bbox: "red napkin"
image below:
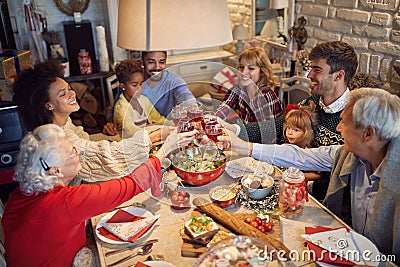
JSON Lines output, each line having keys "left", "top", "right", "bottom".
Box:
{"left": 98, "top": 209, "right": 155, "bottom": 242}
{"left": 134, "top": 262, "right": 151, "bottom": 267}
{"left": 305, "top": 226, "right": 354, "bottom": 266}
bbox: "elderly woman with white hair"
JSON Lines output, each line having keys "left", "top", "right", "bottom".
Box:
{"left": 219, "top": 88, "right": 400, "bottom": 264}
{"left": 1, "top": 124, "right": 195, "bottom": 267}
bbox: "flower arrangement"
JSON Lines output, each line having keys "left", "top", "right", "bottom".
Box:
{"left": 298, "top": 50, "right": 312, "bottom": 72}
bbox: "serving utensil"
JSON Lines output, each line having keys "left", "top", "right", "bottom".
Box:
{"left": 107, "top": 243, "right": 153, "bottom": 266}
{"left": 105, "top": 239, "right": 158, "bottom": 257}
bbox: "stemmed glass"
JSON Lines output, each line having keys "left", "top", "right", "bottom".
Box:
{"left": 171, "top": 105, "right": 188, "bottom": 126}
{"left": 204, "top": 123, "right": 224, "bottom": 152}
{"left": 187, "top": 101, "right": 204, "bottom": 123}
{"left": 202, "top": 111, "right": 218, "bottom": 128}
{"left": 176, "top": 118, "right": 194, "bottom": 156}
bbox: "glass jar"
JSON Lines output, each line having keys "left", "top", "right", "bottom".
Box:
{"left": 77, "top": 49, "right": 93, "bottom": 75}
{"left": 279, "top": 167, "right": 308, "bottom": 218}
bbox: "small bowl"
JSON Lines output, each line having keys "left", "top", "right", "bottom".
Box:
{"left": 170, "top": 190, "right": 191, "bottom": 210}
{"left": 241, "top": 174, "right": 274, "bottom": 200}
{"left": 209, "top": 185, "right": 237, "bottom": 208}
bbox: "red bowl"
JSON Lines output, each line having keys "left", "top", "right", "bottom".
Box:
{"left": 173, "top": 162, "right": 226, "bottom": 186}
{"left": 172, "top": 148, "right": 227, "bottom": 186}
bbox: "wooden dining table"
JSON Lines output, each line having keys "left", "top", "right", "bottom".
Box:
{"left": 89, "top": 154, "right": 365, "bottom": 267}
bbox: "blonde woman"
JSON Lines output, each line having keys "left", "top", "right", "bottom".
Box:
{"left": 216, "top": 47, "right": 282, "bottom": 124}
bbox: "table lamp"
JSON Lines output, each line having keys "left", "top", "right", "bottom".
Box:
{"left": 117, "top": 0, "right": 233, "bottom": 51}
{"left": 269, "top": 0, "right": 289, "bottom": 44}
{"left": 232, "top": 24, "right": 249, "bottom": 56}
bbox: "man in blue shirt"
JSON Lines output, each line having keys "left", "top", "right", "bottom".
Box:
{"left": 220, "top": 88, "right": 400, "bottom": 263}
{"left": 103, "top": 51, "right": 195, "bottom": 135}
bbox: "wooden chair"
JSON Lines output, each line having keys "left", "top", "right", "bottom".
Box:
{"left": 0, "top": 200, "right": 6, "bottom": 266}
{"left": 106, "top": 74, "right": 119, "bottom": 106}
{"left": 278, "top": 76, "right": 312, "bottom": 109}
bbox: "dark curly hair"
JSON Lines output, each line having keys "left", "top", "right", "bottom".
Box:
{"left": 309, "top": 41, "right": 358, "bottom": 85}
{"left": 12, "top": 59, "right": 64, "bottom": 131}
{"left": 115, "top": 59, "right": 143, "bottom": 84}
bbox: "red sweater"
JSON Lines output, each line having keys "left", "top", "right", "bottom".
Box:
{"left": 2, "top": 157, "right": 161, "bottom": 267}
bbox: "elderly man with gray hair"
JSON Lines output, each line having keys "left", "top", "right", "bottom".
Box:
{"left": 219, "top": 88, "right": 400, "bottom": 264}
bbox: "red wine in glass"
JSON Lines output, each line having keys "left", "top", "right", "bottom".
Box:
{"left": 188, "top": 102, "right": 204, "bottom": 123}
{"left": 203, "top": 114, "right": 218, "bottom": 128}
{"left": 177, "top": 119, "right": 194, "bottom": 133}
{"left": 205, "top": 124, "right": 223, "bottom": 142}
{"left": 171, "top": 106, "right": 188, "bottom": 126}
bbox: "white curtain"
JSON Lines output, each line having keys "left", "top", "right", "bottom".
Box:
{"left": 106, "top": 0, "right": 126, "bottom": 65}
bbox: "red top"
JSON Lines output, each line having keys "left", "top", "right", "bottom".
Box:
{"left": 2, "top": 157, "right": 161, "bottom": 267}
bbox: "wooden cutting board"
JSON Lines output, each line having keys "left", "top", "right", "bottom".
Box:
{"left": 181, "top": 209, "right": 281, "bottom": 257}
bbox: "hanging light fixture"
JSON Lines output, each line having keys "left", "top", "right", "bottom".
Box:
{"left": 117, "top": 0, "right": 233, "bottom": 51}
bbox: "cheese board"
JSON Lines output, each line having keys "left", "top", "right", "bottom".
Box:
{"left": 181, "top": 210, "right": 281, "bottom": 257}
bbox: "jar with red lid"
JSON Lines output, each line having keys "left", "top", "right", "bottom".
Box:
{"left": 279, "top": 167, "right": 308, "bottom": 218}
{"left": 78, "top": 49, "right": 93, "bottom": 75}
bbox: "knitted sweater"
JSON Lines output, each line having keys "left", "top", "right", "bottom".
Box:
{"left": 62, "top": 117, "right": 150, "bottom": 183}
{"left": 326, "top": 138, "right": 400, "bottom": 264}
{"left": 239, "top": 95, "right": 344, "bottom": 147}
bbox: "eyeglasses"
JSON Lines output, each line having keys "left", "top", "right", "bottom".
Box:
{"left": 64, "top": 147, "right": 79, "bottom": 161}
{"left": 39, "top": 147, "right": 79, "bottom": 172}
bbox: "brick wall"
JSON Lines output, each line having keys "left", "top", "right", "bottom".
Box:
{"left": 295, "top": 0, "right": 400, "bottom": 92}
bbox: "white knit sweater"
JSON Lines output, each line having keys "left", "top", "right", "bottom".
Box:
{"left": 62, "top": 118, "right": 150, "bottom": 183}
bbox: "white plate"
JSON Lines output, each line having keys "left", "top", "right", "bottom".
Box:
{"left": 95, "top": 207, "right": 155, "bottom": 245}
{"left": 315, "top": 230, "right": 380, "bottom": 267}
{"left": 225, "top": 157, "right": 273, "bottom": 179}
{"left": 143, "top": 261, "right": 176, "bottom": 267}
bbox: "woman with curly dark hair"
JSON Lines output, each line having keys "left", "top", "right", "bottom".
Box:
{"left": 12, "top": 60, "right": 184, "bottom": 184}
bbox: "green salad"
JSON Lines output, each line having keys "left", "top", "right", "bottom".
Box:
{"left": 174, "top": 155, "right": 225, "bottom": 172}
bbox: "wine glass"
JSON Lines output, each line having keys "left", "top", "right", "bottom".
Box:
{"left": 177, "top": 118, "right": 194, "bottom": 155}
{"left": 204, "top": 123, "right": 223, "bottom": 143}
{"left": 202, "top": 111, "right": 218, "bottom": 129}
{"left": 187, "top": 101, "right": 204, "bottom": 123}
{"left": 171, "top": 105, "right": 188, "bottom": 126}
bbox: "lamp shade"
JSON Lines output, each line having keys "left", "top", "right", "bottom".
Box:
{"left": 232, "top": 24, "right": 249, "bottom": 41}
{"left": 269, "top": 0, "right": 289, "bottom": 9}
{"left": 117, "top": 0, "right": 233, "bottom": 51}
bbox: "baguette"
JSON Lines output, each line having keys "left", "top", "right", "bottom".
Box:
{"left": 193, "top": 197, "right": 290, "bottom": 259}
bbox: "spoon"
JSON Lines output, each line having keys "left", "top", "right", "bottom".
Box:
{"left": 107, "top": 243, "right": 153, "bottom": 267}
{"left": 105, "top": 239, "right": 158, "bottom": 257}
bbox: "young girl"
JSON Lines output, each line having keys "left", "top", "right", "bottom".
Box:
{"left": 283, "top": 103, "right": 321, "bottom": 181}
{"left": 113, "top": 59, "right": 167, "bottom": 141}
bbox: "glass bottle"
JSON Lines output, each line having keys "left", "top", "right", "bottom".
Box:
{"left": 279, "top": 167, "right": 308, "bottom": 218}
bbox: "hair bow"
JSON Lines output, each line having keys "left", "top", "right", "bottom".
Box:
{"left": 285, "top": 104, "right": 300, "bottom": 115}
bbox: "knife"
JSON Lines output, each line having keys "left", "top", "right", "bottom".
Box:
{"left": 105, "top": 239, "right": 158, "bottom": 257}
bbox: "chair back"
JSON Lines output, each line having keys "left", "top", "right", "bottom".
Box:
{"left": 278, "top": 76, "right": 312, "bottom": 109}
{"left": 106, "top": 74, "right": 119, "bottom": 105}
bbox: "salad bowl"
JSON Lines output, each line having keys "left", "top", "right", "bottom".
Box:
{"left": 171, "top": 147, "right": 227, "bottom": 186}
